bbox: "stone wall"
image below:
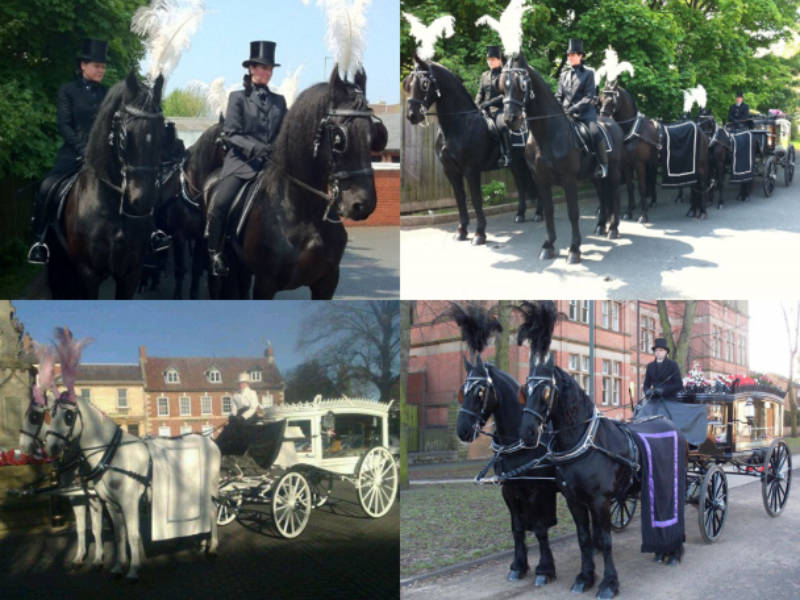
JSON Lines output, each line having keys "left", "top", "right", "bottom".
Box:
{"left": 0, "top": 301, "right": 34, "bottom": 450}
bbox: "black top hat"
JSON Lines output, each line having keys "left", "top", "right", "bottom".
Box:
{"left": 735, "top": 90, "right": 744, "bottom": 98}
{"left": 652, "top": 338, "right": 670, "bottom": 353}
{"left": 567, "top": 38, "right": 584, "bottom": 55}
{"left": 486, "top": 45, "right": 503, "bottom": 59}
{"left": 78, "top": 38, "right": 109, "bottom": 63}
{"left": 243, "top": 41, "right": 280, "bottom": 68}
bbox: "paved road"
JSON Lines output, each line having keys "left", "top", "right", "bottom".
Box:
{"left": 401, "top": 461, "right": 798, "bottom": 600}
{"left": 401, "top": 182, "right": 800, "bottom": 299}
{"left": 24, "top": 226, "right": 399, "bottom": 300}
{"left": 1, "top": 480, "right": 398, "bottom": 600}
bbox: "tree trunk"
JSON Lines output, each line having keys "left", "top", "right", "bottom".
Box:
{"left": 657, "top": 300, "right": 696, "bottom": 374}
{"left": 399, "top": 301, "right": 412, "bottom": 489}
{"left": 494, "top": 301, "right": 512, "bottom": 372}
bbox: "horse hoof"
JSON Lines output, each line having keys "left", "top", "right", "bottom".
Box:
{"left": 454, "top": 228, "right": 468, "bottom": 241}
{"left": 608, "top": 229, "right": 618, "bottom": 240}
{"left": 539, "top": 247, "right": 555, "bottom": 260}
{"left": 507, "top": 570, "right": 522, "bottom": 581}
{"left": 622, "top": 212, "right": 632, "bottom": 221}
{"left": 533, "top": 213, "right": 543, "bottom": 223}
{"left": 698, "top": 212, "right": 707, "bottom": 220}
{"left": 534, "top": 575, "right": 552, "bottom": 587}
{"left": 638, "top": 215, "right": 647, "bottom": 224}
{"left": 572, "top": 582, "right": 588, "bottom": 593}
{"left": 597, "top": 587, "right": 617, "bottom": 599}
{"left": 594, "top": 226, "right": 606, "bottom": 235}
{"left": 653, "top": 553, "right": 663, "bottom": 562}
{"left": 567, "top": 251, "right": 581, "bottom": 264}
{"left": 515, "top": 214, "right": 525, "bottom": 224}
{"left": 471, "top": 234, "right": 486, "bottom": 246}
{"left": 92, "top": 562, "right": 104, "bottom": 572}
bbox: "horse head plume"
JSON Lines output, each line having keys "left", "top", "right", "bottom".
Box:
{"left": 316, "top": 0, "right": 371, "bottom": 81}
{"left": 32, "top": 342, "right": 58, "bottom": 407}
{"left": 53, "top": 327, "right": 93, "bottom": 400}
{"left": 402, "top": 12, "right": 455, "bottom": 62}
{"left": 276, "top": 65, "right": 305, "bottom": 108}
{"left": 131, "top": 0, "right": 207, "bottom": 83}
{"left": 444, "top": 303, "right": 502, "bottom": 361}
{"left": 682, "top": 84, "right": 707, "bottom": 114}
{"left": 475, "top": 0, "right": 531, "bottom": 57}
{"left": 595, "top": 47, "right": 634, "bottom": 87}
{"left": 515, "top": 301, "right": 559, "bottom": 363}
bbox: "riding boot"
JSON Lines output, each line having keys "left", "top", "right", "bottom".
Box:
{"left": 497, "top": 127, "right": 512, "bottom": 168}
{"left": 592, "top": 123, "right": 609, "bottom": 179}
{"left": 27, "top": 184, "right": 51, "bottom": 264}
{"left": 205, "top": 176, "right": 241, "bottom": 278}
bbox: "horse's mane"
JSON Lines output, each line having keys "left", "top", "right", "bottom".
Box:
{"left": 428, "top": 61, "right": 478, "bottom": 109}
{"left": 553, "top": 365, "right": 594, "bottom": 427}
{"left": 514, "top": 53, "right": 563, "bottom": 114}
{"left": 187, "top": 121, "right": 223, "bottom": 176}
{"left": 619, "top": 87, "right": 639, "bottom": 114}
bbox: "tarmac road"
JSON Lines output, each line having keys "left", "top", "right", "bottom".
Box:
{"left": 401, "top": 460, "right": 799, "bottom": 600}
{"left": 401, "top": 180, "right": 800, "bottom": 299}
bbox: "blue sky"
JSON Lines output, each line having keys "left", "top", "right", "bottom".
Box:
{"left": 13, "top": 301, "right": 324, "bottom": 372}
{"left": 158, "top": 0, "right": 400, "bottom": 104}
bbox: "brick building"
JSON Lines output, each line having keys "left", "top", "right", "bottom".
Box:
{"left": 73, "top": 365, "right": 146, "bottom": 436}
{"left": 140, "top": 345, "right": 284, "bottom": 437}
{"left": 408, "top": 300, "right": 749, "bottom": 458}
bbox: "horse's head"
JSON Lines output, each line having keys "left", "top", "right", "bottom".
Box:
{"left": 697, "top": 109, "right": 715, "bottom": 136}
{"left": 518, "top": 354, "right": 557, "bottom": 448}
{"left": 45, "top": 391, "right": 81, "bottom": 457}
{"left": 315, "top": 66, "right": 385, "bottom": 221}
{"left": 456, "top": 353, "right": 499, "bottom": 443}
{"left": 404, "top": 55, "right": 439, "bottom": 124}
{"left": 110, "top": 71, "right": 166, "bottom": 217}
{"left": 18, "top": 395, "right": 49, "bottom": 456}
{"left": 500, "top": 53, "right": 533, "bottom": 133}
{"left": 600, "top": 83, "right": 620, "bottom": 118}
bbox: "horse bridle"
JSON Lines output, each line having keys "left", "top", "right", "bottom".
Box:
{"left": 19, "top": 403, "right": 48, "bottom": 453}
{"left": 46, "top": 395, "right": 82, "bottom": 448}
{"left": 458, "top": 371, "right": 496, "bottom": 441}
{"left": 520, "top": 373, "right": 556, "bottom": 448}
{"left": 107, "top": 103, "right": 165, "bottom": 218}
{"left": 502, "top": 66, "right": 534, "bottom": 136}
{"left": 600, "top": 87, "right": 620, "bottom": 117}
{"left": 406, "top": 68, "right": 441, "bottom": 118}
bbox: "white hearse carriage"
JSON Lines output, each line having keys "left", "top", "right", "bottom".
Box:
{"left": 215, "top": 396, "right": 398, "bottom": 538}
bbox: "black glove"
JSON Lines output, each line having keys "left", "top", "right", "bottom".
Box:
{"left": 250, "top": 142, "right": 272, "bottom": 159}
{"left": 653, "top": 386, "right": 664, "bottom": 397}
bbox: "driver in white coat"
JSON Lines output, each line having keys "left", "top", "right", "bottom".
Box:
{"left": 233, "top": 372, "right": 259, "bottom": 420}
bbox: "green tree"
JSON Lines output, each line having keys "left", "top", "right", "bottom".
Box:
{"left": 283, "top": 359, "right": 340, "bottom": 404}
{"left": 163, "top": 87, "right": 207, "bottom": 118}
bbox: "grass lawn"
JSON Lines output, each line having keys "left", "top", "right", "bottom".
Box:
{"left": 0, "top": 262, "right": 41, "bottom": 298}
{"left": 400, "top": 482, "right": 575, "bottom": 578}
{"left": 784, "top": 436, "right": 800, "bottom": 455}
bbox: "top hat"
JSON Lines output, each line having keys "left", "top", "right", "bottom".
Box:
{"left": 486, "top": 45, "right": 503, "bottom": 59}
{"left": 243, "top": 41, "right": 281, "bottom": 68}
{"left": 78, "top": 38, "right": 109, "bottom": 63}
{"left": 652, "top": 338, "right": 670, "bottom": 353}
{"left": 238, "top": 372, "right": 250, "bottom": 383}
{"left": 567, "top": 38, "right": 584, "bottom": 55}
{"left": 735, "top": 90, "right": 744, "bottom": 98}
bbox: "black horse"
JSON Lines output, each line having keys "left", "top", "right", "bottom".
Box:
{"left": 48, "top": 72, "right": 165, "bottom": 298}
{"left": 404, "top": 56, "right": 541, "bottom": 245}
{"left": 449, "top": 303, "right": 558, "bottom": 586}
{"left": 697, "top": 114, "right": 732, "bottom": 209}
{"left": 516, "top": 301, "right": 683, "bottom": 599}
{"left": 205, "top": 66, "right": 387, "bottom": 299}
{"left": 598, "top": 84, "right": 659, "bottom": 222}
{"left": 501, "top": 52, "right": 624, "bottom": 263}
{"left": 657, "top": 118, "right": 710, "bottom": 219}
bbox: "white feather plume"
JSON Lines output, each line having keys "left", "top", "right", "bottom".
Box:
{"left": 131, "top": 0, "right": 206, "bottom": 82}
{"left": 403, "top": 12, "right": 455, "bottom": 61}
{"left": 276, "top": 65, "right": 304, "bottom": 108}
{"left": 595, "top": 47, "right": 634, "bottom": 87}
{"left": 475, "top": 0, "right": 531, "bottom": 56}
{"left": 694, "top": 84, "right": 707, "bottom": 109}
{"left": 682, "top": 84, "right": 707, "bottom": 113}
{"left": 316, "top": 0, "right": 371, "bottom": 79}
{"left": 206, "top": 77, "right": 230, "bottom": 118}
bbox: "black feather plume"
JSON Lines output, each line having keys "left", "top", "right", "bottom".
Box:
{"left": 444, "top": 302, "right": 502, "bottom": 355}
{"left": 515, "top": 301, "right": 560, "bottom": 359}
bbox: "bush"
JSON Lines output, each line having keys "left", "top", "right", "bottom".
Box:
{"left": 481, "top": 180, "right": 506, "bottom": 205}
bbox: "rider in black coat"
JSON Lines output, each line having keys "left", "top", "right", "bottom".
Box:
{"left": 643, "top": 337, "right": 684, "bottom": 400}
{"left": 555, "top": 38, "right": 608, "bottom": 178}
{"left": 205, "top": 41, "right": 287, "bottom": 277}
{"left": 28, "top": 39, "right": 109, "bottom": 264}
{"left": 475, "top": 45, "right": 511, "bottom": 167}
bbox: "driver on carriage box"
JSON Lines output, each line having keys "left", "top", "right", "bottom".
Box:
{"left": 642, "top": 338, "right": 683, "bottom": 402}
{"left": 555, "top": 38, "right": 608, "bottom": 179}
{"left": 232, "top": 372, "right": 259, "bottom": 421}
{"left": 727, "top": 90, "right": 750, "bottom": 129}
{"left": 475, "top": 45, "right": 512, "bottom": 167}
{"left": 205, "top": 41, "right": 287, "bottom": 278}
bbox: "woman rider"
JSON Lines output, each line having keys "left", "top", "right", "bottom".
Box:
{"left": 205, "top": 41, "right": 287, "bottom": 277}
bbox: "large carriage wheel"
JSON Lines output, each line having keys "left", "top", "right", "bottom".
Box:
{"left": 216, "top": 494, "right": 243, "bottom": 526}
{"left": 763, "top": 155, "right": 777, "bottom": 197}
{"left": 762, "top": 439, "right": 792, "bottom": 517}
{"left": 698, "top": 465, "right": 728, "bottom": 543}
{"left": 293, "top": 465, "right": 334, "bottom": 508}
{"left": 356, "top": 446, "right": 398, "bottom": 518}
{"left": 272, "top": 471, "right": 312, "bottom": 539}
{"left": 609, "top": 495, "right": 637, "bottom": 531}
{"left": 785, "top": 146, "right": 795, "bottom": 186}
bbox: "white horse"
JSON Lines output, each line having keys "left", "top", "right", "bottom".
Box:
{"left": 45, "top": 392, "right": 221, "bottom": 581}
{"left": 17, "top": 398, "right": 105, "bottom": 570}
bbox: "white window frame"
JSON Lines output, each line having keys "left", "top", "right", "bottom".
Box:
{"left": 582, "top": 355, "right": 590, "bottom": 372}
{"left": 157, "top": 396, "right": 169, "bottom": 417}
{"left": 165, "top": 368, "right": 180, "bottom": 384}
{"left": 201, "top": 394, "right": 212, "bottom": 415}
{"left": 602, "top": 359, "right": 611, "bottom": 375}
{"left": 261, "top": 391, "right": 273, "bottom": 408}
{"left": 601, "top": 377, "right": 610, "bottom": 406}
{"left": 613, "top": 378, "right": 620, "bottom": 406}
{"left": 158, "top": 425, "right": 171, "bottom": 437}
{"left": 249, "top": 370, "right": 262, "bottom": 382}
{"left": 568, "top": 300, "right": 578, "bottom": 321}
{"left": 179, "top": 395, "right": 191, "bottom": 416}
{"left": 207, "top": 368, "right": 222, "bottom": 384}
{"left": 180, "top": 424, "right": 193, "bottom": 435}
{"left": 117, "top": 388, "right": 128, "bottom": 410}
{"left": 580, "top": 301, "right": 590, "bottom": 324}
{"left": 569, "top": 354, "right": 579, "bottom": 371}
{"left": 602, "top": 301, "right": 610, "bottom": 329}
{"left": 221, "top": 395, "right": 232, "bottom": 416}
{"left": 612, "top": 302, "right": 620, "bottom": 332}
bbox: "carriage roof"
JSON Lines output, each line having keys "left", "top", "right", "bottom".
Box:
{"left": 677, "top": 386, "right": 786, "bottom": 405}
{"left": 264, "top": 396, "right": 395, "bottom": 421}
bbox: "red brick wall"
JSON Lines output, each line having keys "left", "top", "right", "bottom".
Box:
{"left": 344, "top": 168, "right": 400, "bottom": 227}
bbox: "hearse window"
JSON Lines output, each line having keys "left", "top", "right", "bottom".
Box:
{"left": 322, "top": 413, "right": 381, "bottom": 458}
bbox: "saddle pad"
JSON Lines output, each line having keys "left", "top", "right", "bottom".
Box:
{"left": 148, "top": 435, "right": 216, "bottom": 541}
{"left": 730, "top": 131, "right": 754, "bottom": 182}
{"left": 661, "top": 121, "right": 698, "bottom": 186}
{"left": 627, "top": 417, "right": 686, "bottom": 555}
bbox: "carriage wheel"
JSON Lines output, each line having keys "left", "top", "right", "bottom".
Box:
{"left": 309, "top": 471, "right": 334, "bottom": 508}
{"left": 216, "top": 494, "right": 242, "bottom": 526}
{"left": 609, "top": 495, "right": 637, "bottom": 531}
{"left": 698, "top": 465, "right": 728, "bottom": 543}
{"left": 785, "top": 146, "right": 796, "bottom": 185}
{"left": 356, "top": 446, "right": 398, "bottom": 518}
{"left": 272, "top": 471, "right": 311, "bottom": 539}
{"left": 762, "top": 439, "right": 792, "bottom": 517}
{"left": 763, "top": 156, "right": 777, "bottom": 197}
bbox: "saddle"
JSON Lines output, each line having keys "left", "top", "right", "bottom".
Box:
{"left": 228, "top": 177, "right": 261, "bottom": 241}
{"left": 51, "top": 172, "right": 80, "bottom": 223}
{"left": 571, "top": 120, "right": 612, "bottom": 157}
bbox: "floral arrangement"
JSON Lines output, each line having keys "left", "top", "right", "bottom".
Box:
{"left": 681, "top": 362, "right": 785, "bottom": 396}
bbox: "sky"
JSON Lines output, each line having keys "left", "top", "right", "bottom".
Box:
{"left": 748, "top": 300, "right": 799, "bottom": 379}
{"left": 12, "top": 301, "right": 324, "bottom": 372}
{"left": 154, "top": 0, "right": 400, "bottom": 105}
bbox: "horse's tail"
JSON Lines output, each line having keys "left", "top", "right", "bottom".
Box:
{"left": 443, "top": 303, "right": 502, "bottom": 356}
{"left": 515, "top": 301, "right": 560, "bottom": 359}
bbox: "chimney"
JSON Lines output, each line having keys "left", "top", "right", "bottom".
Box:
{"left": 265, "top": 341, "right": 274, "bottom": 364}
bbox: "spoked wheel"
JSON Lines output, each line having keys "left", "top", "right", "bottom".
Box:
{"left": 763, "top": 155, "right": 777, "bottom": 197}
{"left": 272, "top": 471, "right": 312, "bottom": 539}
{"left": 785, "top": 146, "right": 795, "bottom": 185}
{"left": 216, "top": 494, "right": 242, "bottom": 526}
{"left": 356, "top": 446, "right": 398, "bottom": 518}
{"left": 609, "top": 495, "right": 637, "bottom": 531}
{"left": 295, "top": 466, "right": 334, "bottom": 508}
{"left": 762, "top": 439, "right": 792, "bottom": 517}
{"left": 698, "top": 464, "right": 728, "bottom": 543}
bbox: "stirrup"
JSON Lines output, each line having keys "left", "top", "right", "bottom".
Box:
{"left": 209, "top": 252, "right": 229, "bottom": 277}
{"left": 150, "top": 230, "right": 172, "bottom": 253}
{"left": 595, "top": 163, "right": 608, "bottom": 179}
{"left": 498, "top": 153, "right": 511, "bottom": 167}
{"left": 27, "top": 242, "right": 49, "bottom": 264}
